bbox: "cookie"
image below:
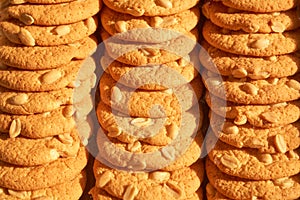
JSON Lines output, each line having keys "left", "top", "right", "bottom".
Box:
{"left": 206, "top": 183, "right": 230, "bottom": 200}
{"left": 212, "top": 0, "right": 299, "bottom": 13}
{"left": 210, "top": 112, "right": 300, "bottom": 153}
{"left": 8, "top": 0, "right": 76, "bottom": 4}
{"left": 101, "top": 29, "right": 198, "bottom": 66}
{"left": 101, "top": 51, "right": 200, "bottom": 90}
{"left": 100, "top": 72, "right": 203, "bottom": 118}
{"left": 199, "top": 42, "right": 300, "bottom": 79}
{"left": 203, "top": 20, "right": 300, "bottom": 56}
{"left": 0, "top": 36, "right": 97, "bottom": 70}
{"left": 0, "top": 106, "right": 75, "bottom": 138}
{"left": 93, "top": 160, "right": 204, "bottom": 200}
{"left": 0, "top": 146, "right": 88, "bottom": 190}
{"left": 206, "top": 159, "right": 300, "bottom": 200}
{"left": 0, "top": 60, "right": 82, "bottom": 92}
{"left": 96, "top": 130, "right": 203, "bottom": 171}
{"left": 102, "top": 0, "right": 199, "bottom": 17}
{"left": 0, "top": 129, "right": 80, "bottom": 166}
{"left": 97, "top": 100, "right": 203, "bottom": 146}
{"left": 0, "top": 17, "right": 97, "bottom": 46}
{"left": 5, "top": 0, "right": 102, "bottom": 26}
{"left": 207, "top": 135, "right": 300, "bottom": 180}
{"left": 101, "top": 6, "right": 200, "bottom": 43}
{"left": 202, "top": 2, "right": 300, "bottom": 33}
{"left": 0, "top": 172, "right": 86, "bottom": 200}
{"left": 202, "top": 69, "right": 300, "bottom": 105}
{"left": 206, "top": 93, "right": 300, "bottom": 128}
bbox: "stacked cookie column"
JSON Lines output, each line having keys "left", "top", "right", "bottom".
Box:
{"left": 90, "top": 0, "right": 207, "bottom": 199}
{"left": 199, "top": 1, "right": 300, "bottom": 199}
{"left": 0, "top": 0, "right": 101, "bottom": 199}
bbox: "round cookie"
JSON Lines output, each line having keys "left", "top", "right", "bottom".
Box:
{"left": 93, "top": 160, "right": 204, "bottom": 200}
{"left": 202, "top": 69, "right": 300, "bottom": 105}
{"left": 199, "top": 42, "right": 300, "bottom": 79}
{"left": 0, "top": 106, "right": 75, "bottom": 138}
{"left": 206, "top": 93, "right": 300, "bottom": 128}
{"left": 0, "top": 36, "right": 97, "bottom": 70}
{"left": 0, "top": 146, "right": 88, "bottom": 190}
{"left": 96, "top": 130, "right": 203, "bottom": 172}
{"left": 101, "top": 29, "right": 198, "bottom": 66}
{"left": 5, "top": 0, "right": 102, "bottom": 26}
{"left": 0, "top": 172, "right": 87, "bottom": 200}
{"left": 101, "top": 6, "right": 200, "bottom": 43}
{"left": 100, "top": 72, "right": 203, "bottom": 118}
{"left": 101, "top": 51, "right": 200, "bottom": 90}
{"left": 102, "top": 0, "right": 199, "bottom": 17}
{"left": 206, "top": 159, "right": 300, "bottom": 200}
{"left": 202, "top": 2, "right": 300, "bottom": 33}
{"left": 210, "top": 113, "right": 300, "bottom": 153}
{"left": 207, "top": 136, "right": 300, "bottom": 180}
{"left": 203, "top": 20, "right": 300, "bottom": 57}
{"left": 213, "top": 0, "right": 299, "bottom": 13}
{"left": 0, "top": 129, "right": 80, "bottom": 166}
{"left": 0, "top": 17, "right": 97, "bottom": 46}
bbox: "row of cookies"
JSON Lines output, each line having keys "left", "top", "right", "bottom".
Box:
{"left": 0, "top": 0, "right": 101, "bottom": 199}
{"left": 199, "top": 0, "right": 300, "bottom": 199}
{"left": 90, "top": 0, "right": 206, "bottom": 199}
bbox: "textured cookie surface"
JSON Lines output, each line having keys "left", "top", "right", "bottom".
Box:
{"left": 103, "top": 0, "right": 199, "bottom": 16}
{"left": 0, "top": 17, "right": 97, "bottom": 46}
{"left": 8, "top": 0, "right": 76, "bottom": 4}
{"left": 203, "top": 2, "right": 300, "bottom": 33}
{"left": 206, "top": 94, "right": 300, "bottom": 128}
{"left": 101, "top": 29, "right": 198, "bottom": 66}
{"left": 203, "top": 70, "right": 300, "bottom": 105}
{"left": 101, "top": 6, "right": 200, "bottom": 43}
{"left": 207, "top": 137, "right": 300, "bottom": 180}
{"left": 213, "top": 0, "right": 299, "bottom": 12}
{"left": 199, "top": 42, "right": 300, "bottom": 79}
{"left": 210, "top": 113, "right": 300, "bottom": 153}
{"left": 6, "top": 0, "right": 101, "bottom": 26}
{"left": 0, "top": 129, "right": 80, "bottom": 166}
{"left": 100, "top": 72, "right": 203, "bottom": 117}
{"left": 101, "top": 51, "right": 199, "bottom": 90}
{"left": 93, "top": 160, "right": 204, "bottom": 200}
{"left": 0, "top": 146, "right": 88, "bottom": 190}
{"left": 203, "top": 21, "right": 300, "bottom": 56}
{"left": 206, "top": 183, "right": 230, "bottom": 200}
{"left": 206, "top": 159, "right": 300, "bottom": 200}
{"left": 0, "top": 171, "right": 86, "bottom": 200}
{"left": 0, "top": 36, "right": 97, "bottom": 70}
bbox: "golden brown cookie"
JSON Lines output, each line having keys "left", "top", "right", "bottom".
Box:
{"left": 206, "top": 159, "right": 300, "bottom": 200}
{"left": 206, "top": 183, "right": 230, "bottom": 200}
{"left": 203, "top": 20, "right": 300, "bottom": 56}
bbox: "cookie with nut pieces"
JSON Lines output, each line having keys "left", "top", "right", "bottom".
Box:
{"left": 0, "top": 172, "right": 87, "bottom": 200}
{"left": 202, "top": 2, "right": 300, "bottom": 33}
{"left": 101, "top": 51, "right": 199, "bottom": 90}
{"left": 206, "top": 159, "right": 300, "bottom": 200}
{"left": 100, "top": 72, "right": 203, "bottom": 118}
{"left": 207, "top": 135, "right": 300, "bottom": 180}
{"left": 5, "top": 0, "right": 101, "bottom": 26}
{"left": 0, "top": 36, "right": 97, "bottom": 70}
{"left": 0, "top": 146, "right": 88, "bottom": 190}
{"left": 202, "top": 69, "right": 300, "bottom": 105}
{"left": 101, "top": 29, "right": 198, "bottom": 66}
{"left": 101, "top": 6, "right": 200, "bottom": 43}
{"left": 93, "top": 159, "right": 204, "bottom": 200}
{"left": 0, "top": 129, "right": 80, "bottom": 166}
{"left": 209, "top": 114, "right": 300, "bottom": 153}
{"left": 0, "top": 17, "right": 97, "bottom": 46}
{"left": 199, "top": 42, "right": 300, "bottom": 79}
{"left": 102, "top": 0, "right": 199, "bottom": 17}
{"left": 203, "top": 20, "right": 300, "bottom": 56}
{"left": 206, "top": 93, "right": 300, "bottom": 128}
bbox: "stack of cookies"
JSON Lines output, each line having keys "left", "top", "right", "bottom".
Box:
{"left": 0, "top": 0, "right": 101, "bottom": 199}
{"left": 199, "top": 0, "right": 300, "bottom": 199}
{"left": 90, "top": 0, "right": 207, "bottom": 199}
